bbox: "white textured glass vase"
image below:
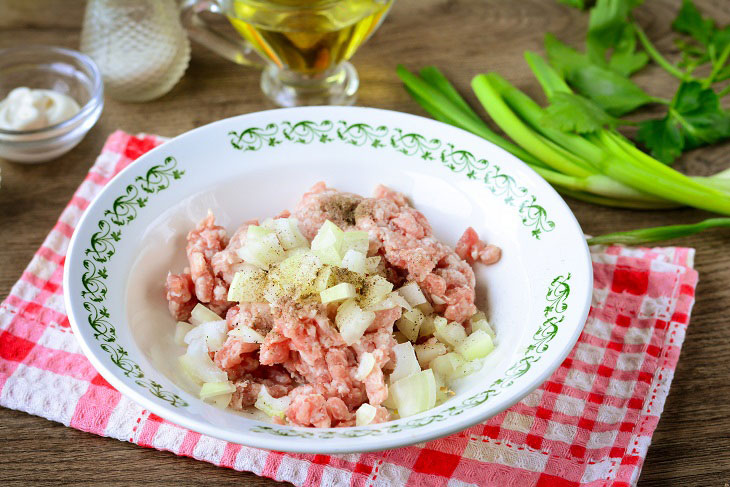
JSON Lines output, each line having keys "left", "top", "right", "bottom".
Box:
{"left": 81, "top": 0, "right": 190, "bottom": 102}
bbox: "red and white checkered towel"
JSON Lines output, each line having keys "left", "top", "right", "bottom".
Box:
{"left": 0, "top": 132, "right": 698, "bottom": 487}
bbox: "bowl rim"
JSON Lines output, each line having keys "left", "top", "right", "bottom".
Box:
{"left": 0, "top": 45, "right": 104, "bottom": 137}
{"left": 63, "top": 106, "right": 593, "bottom": 453}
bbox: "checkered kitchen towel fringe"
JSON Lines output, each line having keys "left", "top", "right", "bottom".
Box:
{"left": 0, "top": 132, "right": 698, "bottom": 487}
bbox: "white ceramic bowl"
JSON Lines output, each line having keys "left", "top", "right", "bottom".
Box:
{"left": 64, "top": 106, "right": 592, "bottom": 454}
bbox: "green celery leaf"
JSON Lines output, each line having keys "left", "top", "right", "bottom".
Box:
{"left": 637, "top": 118, "right": 684, "bottom": 164}
{"left": 608, "top": 25, "right": 649, "bottom": 76}
{"left": 567, "top": 64, "right": 654, "bottom": 115}
{"left": 545, "top": 34, "right": 653, "bottom": 115}
{"left": 637, "top": 81, "right": 730, "bottom": 163}
{"left": 586, "top": 0, "right": 644, "bottom": 63}
{"left": 672, "top": 0, "right": 714, "bottom": 45}
{"left": 545, "top": 33, "right": 588, "bottom": 76}
{"left": 542, "top": 92, "right": 620, "bottom": 133}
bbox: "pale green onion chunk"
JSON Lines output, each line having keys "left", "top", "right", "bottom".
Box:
{"left": 395, "top": 307, "right": 425, "bottom": 342}
{"left": 227, "top": 265, "right": 267, "bottom": 302}
{"left": 381, "top": 387, "right": 397, "bottom": 409}
{"left": 237, "top": 232, "right": 286, "bottom": 269}
{"left": 175, "top": 321, "right": 194, "bottom": 346}
{"left": 210, "top": 393, "right": 232, "bottom": 408}
{"left": 419, "top": 315, "right": 436, "bottom": 337}
{"left": 179, "top": 339, "right": 227, "bottom": 383}
{"left": 417, "top": 300, "right": 434, "bottom": 316}
{"left": 369, "top": 291, "right": 411, "bottom": 312}
{"left": 190, "top": 303, "right": 222, "bottom": 326}
{"left": 254, "top": 386, "right": 291, "bottom": 419}
{"left": 434, "top": 319, "right": 467, "bottom": 348}
{"left": 228, "top": 324, "right": 265, "bottom": 344}
{"left": 397, "top": 282, "right": 427, "bottom": 307}
{"left": 247, "top": 225, "right": 274, "bottom": 240}
{"left": 265, "top": 218, "right": 309, "bottom": 250}
{"left": 311, "top": 220, "right": 344, "bottom": 265}
{"left": 341, "top": 249, "right": 367, "bottom": 274}
{"left": 391, "top": 369, "right": 437, "bottom": 417}
{"left": 456, "top": 330, "right": 494, "bottom": 360}
{"left": 184, "top": 320, "right": 228, "bottom": 351}
{"left": 414, "top": 340, "right": 448, "bottom": 368}
{"left": 364, "top": 256, "right": 381, "bottom": 274}
{"left": 356, "top": 351, "right": 376, "bottom": 380}
{"left": 321, "top": 282, "right": 357, "bottom": 303}
{"left": 356, "top": 403, "right": 378, "bottom": 426}
{"left": 389, "top": 342, "right": 421, "bottom": 383}
{"left": 430, "top": 352, "right": 469, "bottom": 380}
{"left": 335, "top": 299, "right": 375, "bottom": 345}
{"left": 342, "top": 230, "right": 370, "bottom": 254}
{"left": 471, "top": 318, "right": 496, "bottom": 340}
{"left": 393, "top": 331, "right": 409, "bottom": 344}
{"left": 360, "top": 275, "right": 394, "bottom": 310}
{"left": 199, "top": 381, "right": 236, "bottom": 400}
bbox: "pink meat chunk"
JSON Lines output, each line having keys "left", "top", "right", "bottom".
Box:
{"left": 165, "top": 272, "right": 197, "bottom": 320}
{"left": 211, "top": 219, "right": 257, "bottom": 285}
{"left": 456, "top": 227, "right": 501, "bottom": 266}
{"left": 185, "top": 212, "right": 231, "bottom": 315}
{"left": 355, "top": 185, "right": 479, "bottom": 323}
{"left": 293, "top": 181, "right": 363, "bottom": 240}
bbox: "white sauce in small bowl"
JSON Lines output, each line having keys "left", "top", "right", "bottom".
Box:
{"left": 0, "top": 87, "right": 80, "bottom": 131}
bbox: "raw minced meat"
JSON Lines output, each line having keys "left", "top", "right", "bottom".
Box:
{"left": 166, "top": 182, "right": 500, "bottom": 428}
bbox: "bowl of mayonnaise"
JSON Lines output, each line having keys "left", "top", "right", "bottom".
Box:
{"left": 0, "top": 45, "right": 104, "bottom": 163}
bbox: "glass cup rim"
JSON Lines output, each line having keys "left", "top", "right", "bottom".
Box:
{"left": 0, "top": 45, "right": 104, "bottom": 138}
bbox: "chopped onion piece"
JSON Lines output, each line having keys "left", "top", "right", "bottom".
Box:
{"left": 356, "top": 403, "right": 378, "bottom": 426}
{"left": 359, "top": 275, "right": 394, "bottom": 310}
{"left": 397, "top": 282, "right": 427, "bottom": 307}
{"left": 341, "top": 249, "right": 367, "bottom": 274}
{"left": 434, "top": 319, "right": 467, "bottom": 348}
{"left": 184, "top": 320, "right": 228, "bottom": 351}
{"left": 190, "top": 303, "right": 222, "bottom": 326}
{"left": 342, "top": 230, "right": 369, "bottom": 254}
{"left": 430, "top": 352, "right": 472, "bottom": 380}
{"left": 311, "top": 220, "right": 344, "bottom": 265}
{"left": 368, "top": 292, "right": 411, "bottom": 312}
{"left": 254, "top": 386, "right": 291, "bottom": 419}
{"left": 247, "top": 225, "right": 274, "bottom": 240}
{"left": 395, "top": 307, "right": 425, "bottom": 342}
{"left": 228, "top": 324, "right": 265, "bottom": 344}
{"left": 265, "top": 218, "right": 309, "bottom": 250}
{"left": 417, "top": 301, "right": 434, "bottom": 315}
{"left": 175, "top": 321, "right": 194, "bottom": 346}
{"left": 210, "top": 393, "right": 232, "bottom": 408}
{"left": 419, "top": 315, "right": 436, "bottom": 337}
{"left": 179, "top": 339, "right": 227, "bottom": 383}
{"left": 270, "top": 251, "right": 322, "bottom": 293}
{"left": 381, "top": 387, "right": 397, "bottom": 410}
{"left": 199, "top": 381, "right": 236, "bottom": 400}
{"left": 431, "top": 294, "right": 446, "bottom": 305}
{"left": 321, "top": 282, "right": 357, "bottom": 303}
{"left": 414, "top": 340, "right": 448, "bottom": 368}
{"left": 393, "top": 331, "right": 409, "bottom": 344}
{"left": 237, "top": 232, "right": 286, "bottom": 269}
{"left": 471, "top": 318, "right": 496, "bottom": 340}
{"left": 335, "top": 299, "right": 375, "bottom": 345}
{"left": 227, "top": 265, "right": 267, "bottom": 302}
{"left": 356, "top": 352, "right": 376, "bottom": 380}
{"left": 456, "top": 330, "right": 495, "bottom": 360}
{"left": 391, "top": 369, "right": 436, "bottom": 417}
{"left": 364, "top": 256, "right": 381, "bottom": 274}
{"left": 389, "top": 342, "right": 421, "bottom": 383}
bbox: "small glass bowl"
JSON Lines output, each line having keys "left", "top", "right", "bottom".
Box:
{"left": 0, "top": 46, "right": 104, "bottom": 164}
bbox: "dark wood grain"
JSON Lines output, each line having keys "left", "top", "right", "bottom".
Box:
{"left": 1, "top": 1, "right": 729, "bottom": 485}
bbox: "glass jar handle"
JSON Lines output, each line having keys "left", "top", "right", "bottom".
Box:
{"left": 180, "top": 0, "right": 265, "bottom": 68}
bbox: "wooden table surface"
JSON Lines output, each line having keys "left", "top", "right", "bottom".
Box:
{"left": 1, "top": 1, "right": 729, "bottom": 485}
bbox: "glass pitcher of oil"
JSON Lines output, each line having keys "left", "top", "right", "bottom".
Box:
{"left": 180, "top": 0, "right": 394, "bottom": 107}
